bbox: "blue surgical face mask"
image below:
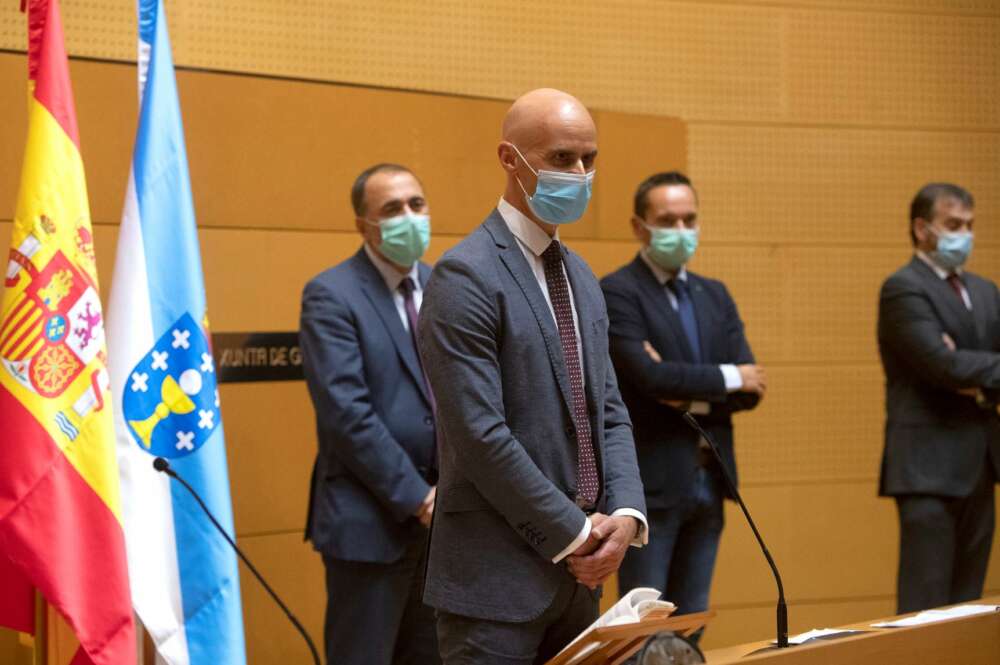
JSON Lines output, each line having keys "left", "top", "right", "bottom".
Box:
{"left": 367, "top": 213, "right": 431, "bottom": 266}
{"left": 511, "top": 144, "right": 594, "bottom": 225}
{"left": 929, "top": 226, "right": 974, "bottom": 270}
{"left": 642, "top": 223, "right": 699, "bottom": 271}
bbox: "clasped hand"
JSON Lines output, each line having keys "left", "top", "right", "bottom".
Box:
{"left": 566, "top": 514, "right": 638, "bottom": 589}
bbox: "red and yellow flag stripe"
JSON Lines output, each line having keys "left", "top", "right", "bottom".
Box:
{"left": 0, "top": 2, "right": 135, "bottom": 664}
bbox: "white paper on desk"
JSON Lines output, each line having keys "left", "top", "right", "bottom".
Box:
{"left": 871, "top": 604, "right": 1000, "bottom": 628}
{"left": 775, "top": 628, "right": 865, "bottom": 645}
{"left": 557, "top": 588, "right": 676, "bottom": 664}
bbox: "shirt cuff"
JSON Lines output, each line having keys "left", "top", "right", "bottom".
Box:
{"left": 611, "top": 508, "right": 649, "bottom": 547}
{"left": 720, "top": 364, "right": 743, "bottom": 392}
{"left": 552, "top": 516, "right": 591, "bottom": 563}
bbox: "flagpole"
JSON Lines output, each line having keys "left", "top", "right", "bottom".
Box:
{"left": 32, "top": 592, "right": 47, "bottom": 665}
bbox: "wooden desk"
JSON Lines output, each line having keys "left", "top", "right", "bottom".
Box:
{"left": 703, "top": 596, "right": 1000, "bottom": 665}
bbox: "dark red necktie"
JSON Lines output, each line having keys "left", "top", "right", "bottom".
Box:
{"left": 399, "top": 277, "right": 436, "bottom": 413}
{"left": 541, "top": 241, "right": 599, "bottom": 507}
{"left": 946, "top": 273, "right": 965, "bottom": 303}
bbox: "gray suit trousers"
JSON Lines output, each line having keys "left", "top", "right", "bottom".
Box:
{"left": 436, "top": 577, "right": 597, "bottom": 665}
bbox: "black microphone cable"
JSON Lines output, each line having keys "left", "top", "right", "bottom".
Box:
{"left": 153, "top": 457, "right": 321, "bottom": 664}
{"left": 681, "top": 413, "right": 788, "bottom": 648}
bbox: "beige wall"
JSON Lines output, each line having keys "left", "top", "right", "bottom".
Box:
{"left": 1, "top": 1, "right": 999, "bottom": 662}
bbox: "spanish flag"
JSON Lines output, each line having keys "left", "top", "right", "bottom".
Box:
{"left": 0, "top": 1, "right": 135, "bottom": 663}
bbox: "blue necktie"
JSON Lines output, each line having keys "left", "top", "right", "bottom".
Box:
{"left": 668, "top": 278, "right": 702, "bottom": 362}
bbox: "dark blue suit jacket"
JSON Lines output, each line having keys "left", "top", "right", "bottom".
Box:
{"left": 601, "top": 255, "right": 759, "bottom": 510}
{"left": 300, "top": 248, "right": 436, "bottom": 563}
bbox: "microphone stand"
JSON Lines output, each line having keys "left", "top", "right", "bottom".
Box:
{"left": 153, "top": 457, "right": 322, "bottom": 664}
{"left": 681, "top": 413, "right": 789, "bottom": 648}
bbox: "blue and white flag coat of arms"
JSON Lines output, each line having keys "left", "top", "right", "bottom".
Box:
{"left": 107, "top": 1, "right": 246, "bottom": 663}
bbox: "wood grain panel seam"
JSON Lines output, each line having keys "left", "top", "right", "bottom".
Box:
{"left": 3, "top": 49, "right": 998, "bottom": 135}
{"left": 8, "top": 221, "right": 995, "bottom": 252}
{"left": 688, "top": 0, "right": 1000, "bottom": 20}
{"left": 688, "top": 119, "right": 1000, "bottom": 135}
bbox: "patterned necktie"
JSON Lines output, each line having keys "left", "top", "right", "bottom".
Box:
{"left": 540, "top": 241, "right": 599, "bottom": 507}
{"left": 668, "top": 278, "right": 702, "bottom": 362}
{"left": 947, "top": 273, "right": 967, "bottom": 307}
{"left": 399, "top": 277, "right": 436, "bottom": 413}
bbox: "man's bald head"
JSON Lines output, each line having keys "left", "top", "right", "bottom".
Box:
{"left": 498, "top": 88, "right": 598, "bottom": 233}
{"left": 501, "top": 88, "right": 595, "bottom": 151}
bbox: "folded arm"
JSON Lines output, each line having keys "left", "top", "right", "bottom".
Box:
{"left": 880, "top": 276, "right": 1000, "bottom": 390}
{"left": 603, "top": 281, "right": 727, "bottom": 401}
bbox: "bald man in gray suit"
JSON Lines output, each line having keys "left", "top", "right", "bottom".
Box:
{"left": 418, "top": 89, "right": 647, "bottom": 665}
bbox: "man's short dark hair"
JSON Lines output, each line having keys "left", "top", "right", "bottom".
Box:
{"left": 633, "top": 171, "right": 696, "bottom": 219}
{"left": 350, "top": 163, "right": 414, "bottom": 217}
{"left": 909, "top": 182, "right": 974, "bottom": 245}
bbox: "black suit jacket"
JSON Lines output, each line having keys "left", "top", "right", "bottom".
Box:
{"left": 878, "top": 257, "right": 1000, "bottom": 498}
{"left": 601, "top": 255, "right": 759, "bottom": 510}
{"left": 299, "top": 248, "right": 436, "bottom": 563}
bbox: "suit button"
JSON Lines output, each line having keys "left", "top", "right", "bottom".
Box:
{"left": 565, "top": 426, "right": 574, "bottom": 437}
{"left": 424, "top": 416, "right": 434, "bottom": 426}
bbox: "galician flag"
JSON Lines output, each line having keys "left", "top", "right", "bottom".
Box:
{"left": 107, "top": 0, "right": 246, "bottom": 663}
{"left": 0, "top": 1, "right": 136, "bottom": 664}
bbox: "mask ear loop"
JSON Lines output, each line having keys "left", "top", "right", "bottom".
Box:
{"left": 508, "top": 143, "right": 539, "bottom": 177}
{"left": 508, "top": 143, "right": 539, "bottom": 204}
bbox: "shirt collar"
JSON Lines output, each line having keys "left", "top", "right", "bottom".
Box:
{"left": 915, "top": 250, "right": 961, "bottom": 279}
{"left": 639, "top": 248, "right": 687, "bottom": 286}
{"left": 363, "top": 242, "right": 420, "bottom": 293}
{"left": 498, "top": 196, "right": 559, "bottom": 257}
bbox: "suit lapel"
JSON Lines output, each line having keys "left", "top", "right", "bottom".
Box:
{"left": 630, "top": 257, "right": 697, "bottom": 362}
{"left": 965, "top": 275, "right": 989, "bottom": 347}
{"left": 564, "top": 247, "right": 607, "bottom": 473}
{"left": 909, "top": 258, "right": 976, "bottom": 344}
{"left": 418, "top": 262, "right": 432, "bottom": 290}
{"left": 354, "top": 250, "right": 432, "bottom": 406}
{"left": 687, "top": 273, "right": 714, "bottom": 362}
{"left": 486, "top": 213, "right": 575, "bottom": 417}
{"left": 564, "top": 250, "right": 601, "bottom": 418}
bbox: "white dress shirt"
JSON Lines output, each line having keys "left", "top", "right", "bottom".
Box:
{"left": 497, "top": 198, "right": 648, "bottom": 562}
{"left": 915, "top": 251, "right": 972, "bottom": 310}
{"left": 364, "top": 243, "right": 423, "bottom": 328}
{"left": 639, "top": 249, "right": 743, "bottom": 415}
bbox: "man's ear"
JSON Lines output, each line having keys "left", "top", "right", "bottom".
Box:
{"left": 497, "top": 142, "right": 518, "bottom": 173}
{"left": 631, "top": 216, "right": 647, "bottom": 243}
{"left": 913, "top": 217, "right": 931, "bottom": 245}
{"left": 356, "top": 217, "right": 377, "bottom": 245}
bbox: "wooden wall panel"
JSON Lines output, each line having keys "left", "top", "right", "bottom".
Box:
{"left": 735, "top": 0, "right": 1000, "bottom": 12}
{"left": 236, "top": 533, "right": 325, "bottom": 665}
{"left": 712, "top": 483, "right": 900, "bottom": 607}
{"left": 2, "top": 2, "right": 997, "bottom": 127}
{"left": 2, "top": 0, "right": 1000, "bottom": 661}
{"left": 0, "top": 54, "right": 684, "bottom": 243}
{"left": 784, "top": 9, "right": 1000, "bottom": 128}
{"left": 689, "top": 124, "right": 1000, "bottom": 247}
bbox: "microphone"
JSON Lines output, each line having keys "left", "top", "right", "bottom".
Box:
{"left": 680, "top": 413, "right": 789, "bottom": 649}
{"left": 153, "top": 457, "right": 321, "bottom": 664}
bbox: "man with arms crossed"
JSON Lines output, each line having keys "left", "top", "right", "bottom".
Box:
{"left": 878, "top": 182, "right": 1000, "bottom": 614}
{"left": 300, "top": 163, "right": 440, "bottom": 664}
{"left": 601, "top": 171, "right": 763, "bottom": 633}
{"left": 418, "top": 88, "right": 647, "bottom": 664}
